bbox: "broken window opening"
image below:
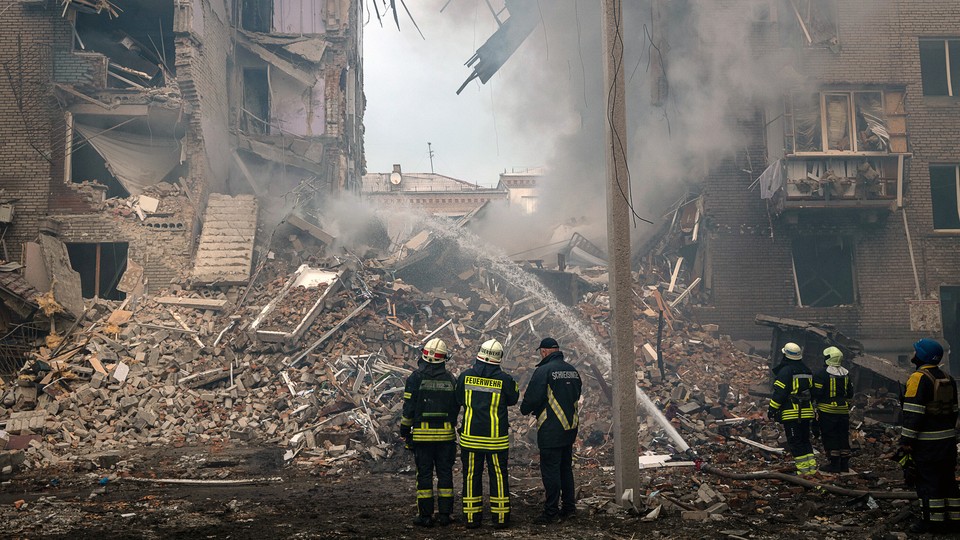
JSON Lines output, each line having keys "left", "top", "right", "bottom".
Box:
{"left": 74, "top": 0, "right": 176, "bottom": 87}
{"left": 930, "top": 165, "right": 960, "bottom": 231}
{"left": 779, "top": 0, "right": 838, "bottom": 48}
{"left": 69, "top": 115, "right": 184, "bottom": 197}
{"left": 70, "top": 130, "right": 130, "bottom": 199}
{"left": 919, "top": 39, "right": 960, "bottom": 97}
{"left": 241, "top": 0, "right": 273, "bottom": 32}
{"left": 941, "top": 286, "right": 960, "bottom": 375}
{"left": 791, "top": 236, "right": 855, "bottom": 307}
{"left": 66, "top": 242, "right": 128, "bottom": 301}
{"left": 787, "top": 91, "right": 889, "bottom": 154}
{"left": 242, "top": 68, "right": 271, "bottom": 135}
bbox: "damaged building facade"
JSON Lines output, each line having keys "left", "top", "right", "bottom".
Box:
{"left": 0, "top": 0, "right": 363, "bottom": 314}
{"left": 669, "top": 1, "right": 960, "bottom": 370}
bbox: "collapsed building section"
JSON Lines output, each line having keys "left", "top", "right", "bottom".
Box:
{"left": 0, "top": 0, "right": 365, "bottom": 374}
{"left": 641, "top": 1, "right": 960, "bottom": 373}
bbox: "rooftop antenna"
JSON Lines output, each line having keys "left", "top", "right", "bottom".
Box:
{"left": 428, "top": 142, "right": 435, "bottom": 174}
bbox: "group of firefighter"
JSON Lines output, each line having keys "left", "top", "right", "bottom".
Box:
{"left": 399, "top": 336, "right": 582, "bottom": 529}
{"left": 768, "top": 337, "right": 960, "bottom": 534}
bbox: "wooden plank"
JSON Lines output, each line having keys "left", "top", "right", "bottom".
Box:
{"left": 89, "top": 356, "right": 107, "bottom": 375}
{"left": 508, "top": 306, "right": 547, "bottom": 328}
{"left": 155, "top": 296, "right": 228, "bottom": 311}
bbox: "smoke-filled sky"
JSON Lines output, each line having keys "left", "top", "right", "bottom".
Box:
{"left": 363, "top": 1, "right": 546, "bottom": 186}
{"left": 362, "top": 1, "right": 861, "bottom": 253}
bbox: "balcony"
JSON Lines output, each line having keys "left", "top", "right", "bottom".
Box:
{"left": 780, "top": 155, "right": 902, "bottom": 212}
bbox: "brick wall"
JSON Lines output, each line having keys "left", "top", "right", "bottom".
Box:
{"left": 693, "top": 0, "right": 960, "bottom": 342}
{"left": 53, "top": 209, "right": 194, "bottom": 290}
{"left": 0, "top": 3, "right": 69, "bottom": 263}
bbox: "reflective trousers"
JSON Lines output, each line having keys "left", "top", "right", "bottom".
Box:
{"left": 914, "top": 438, "right": 960, "bottom": 526}
{"left": 414, "top": 441, "right": 456, "bottom": 517}
{"left": 540, "top": 445, "right": 575, "bottom": 517}
{"left": 461, "top": 448, "right": 510, "bottom": 526}
{"left": 783, "top": 419, "right": 817, "bottom": 475}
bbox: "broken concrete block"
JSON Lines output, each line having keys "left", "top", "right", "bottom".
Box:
{"left": 706, "top": 502, "right": 729, "bottom": 515}
{"left": 681, "top": 510, "right": 710, "bottom": 522}
{"left": 678, "top": 402, "right": 702, "bottom": 415}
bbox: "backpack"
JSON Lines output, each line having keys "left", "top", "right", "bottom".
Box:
{"left": 921, "top": 371, "right": 957, "bottom": 415}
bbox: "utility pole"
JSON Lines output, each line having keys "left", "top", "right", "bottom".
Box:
{"left": 602, "top": 0, "right": 641, "bottom": 507}
{"left": 427, "top": 142, "right": 435, "bottom": 173}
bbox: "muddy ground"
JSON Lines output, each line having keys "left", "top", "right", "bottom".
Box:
{"left": 0, "top": 442, "right": 945, "bottom": 539}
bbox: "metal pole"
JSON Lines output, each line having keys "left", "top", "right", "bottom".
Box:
{"left": 602, "top": 0, "right": 641, "bottom": 508}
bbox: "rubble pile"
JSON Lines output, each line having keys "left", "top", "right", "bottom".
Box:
{"left": 0, "top": 229, "right": 909, "bottom": 526}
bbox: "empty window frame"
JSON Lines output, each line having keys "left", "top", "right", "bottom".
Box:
{"left": 791, "top": 236, "right": 855, "bottom": 307}
{"left": 930, "top": 165, "right": 960, "bottom": 231}
{"left": 66, "top": 243, "right": 129, "bottom": 301}
{"left": 241, "top": 68, "right": 270, "bottom": 134}
{"left": 786, "top": 91, "right": 888, "bottom": 154}
{"left": 241, "top": 0, "right": 273, "bottom": 32}
{"left": 919, "top": 39, "right": 960, "bottom": 97}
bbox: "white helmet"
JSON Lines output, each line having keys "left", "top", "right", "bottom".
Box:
{"left": 476, "top": 339, "right": 504, "bottom": 365}
{"left": 422, "top": 338, "right": 449, "bottom": 363}
{"left": 782, "top": 342, "right": 803, "bottom": 360}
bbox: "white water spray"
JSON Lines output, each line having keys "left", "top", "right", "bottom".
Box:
{"left": 416, "top": 216, "right": 690, "bottom": 453}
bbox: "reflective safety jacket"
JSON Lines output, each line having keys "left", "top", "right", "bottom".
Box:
{"left": 812, "top": 366, "right": 853, "bottom": 415}
{"left": 520, "top": 351, "right": 582, "bottom": 449}
{"left": 768, "top": 359, "right": 815, "bottom": 422}
{"left": 901, "top": 364, "right": 959, "bottom": 443}
{"left": 401, "top": 361, "right": 459, "bottom": 443}
{"left": 456, "top": 360, "right": 520, "bottom": 452}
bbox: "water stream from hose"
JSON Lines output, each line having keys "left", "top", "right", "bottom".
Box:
{"left": 416, "top": 216, "right": 690, "bottom": 453}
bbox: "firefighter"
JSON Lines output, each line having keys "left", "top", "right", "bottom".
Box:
{"left": 456, "top": 339, "right": 520, "bottom": 529}
{"left": 900, "top": 338, "right": 960, "bottom": 534}
{"left": 400, "top": 338, "right": 459, "bottom": 527}
{"left": 520, "top": 337, "right": 582, "bottom": 525}
{"left": 812, "top": 346, "right": 853, "bottom": 473}
{"left": 767, "top": 342, "right": 818, "bottom": 476}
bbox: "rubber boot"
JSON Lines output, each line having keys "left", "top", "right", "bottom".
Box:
{"left": 821, "top": 456, "right": 842, "bottom": 473}
{"left": 839, "top": 457, "right": 849, "bottom": 473}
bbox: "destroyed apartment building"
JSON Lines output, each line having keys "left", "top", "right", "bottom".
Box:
{"left": 645, "top": 0, "right": 960, "bottom": 373}
{"left": 0, "top": 0, "right": 364, "bottom": 322}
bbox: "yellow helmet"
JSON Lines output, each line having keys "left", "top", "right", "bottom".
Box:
{"left": 477, "top": 339, "right": 504, "bottom": 365}
{"left": 823, "top": 346, "right": 843, "bottom": 366}
{"left": 421, "top": 338, "right": 449, "bottom": 363}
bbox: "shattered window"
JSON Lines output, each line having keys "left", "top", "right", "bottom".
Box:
{"left": 824, "top": 94, "right": 851, "bottom": 151}
{"left": 854, "top": 92, "right": 887, "bottom": 151}
{"left": 919, "top": 39, "right": 960, "bottom": 97}
{"left": 930, "top": 165, "right": 960, "bottom": 230}
{"left": 792, "top": 237, "right": 855, "bottom": 307}
{"left": 791, "top": 93, "right": 822, "bottom": 153}
{"left": 789, "top": 91, "right": 889, "bottom": 154}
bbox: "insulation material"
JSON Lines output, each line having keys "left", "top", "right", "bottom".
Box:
{"left": 274, "top": 0, "right": 325, "bottom": 35}
{"left": 74, "top": 124, "right": 182, "bottom": 196}
{"left": 272, "top": 73, "right": 325, "bottom": 137}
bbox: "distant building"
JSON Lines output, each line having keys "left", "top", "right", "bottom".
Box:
{"left": 362, "top": 164, "right": 508, "bottom": 218}
{"left": 497, "top": 167, "right": 543, "bottom": 214}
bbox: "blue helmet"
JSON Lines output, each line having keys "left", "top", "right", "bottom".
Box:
{"left": 913, "top": 338, "right": 944, "bottom": 364}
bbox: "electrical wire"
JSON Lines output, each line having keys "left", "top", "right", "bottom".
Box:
{"left": 605, "top": 1, "right": 652, "bottom": 226}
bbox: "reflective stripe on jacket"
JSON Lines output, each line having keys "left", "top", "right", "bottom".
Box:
{"left": 401, "top": 361, "right": 459, "bottom": 443}
{"left": 457, "top": 361, "right": 519, "bottom": 451}
{"left": 519, "top": 351, "right": 582, "bottom": 449}
{"left": 901, "top": 365, "right": 959, "bottom": 442}
{"left": 813, "top": 366, "right": 853, "bottom": 414}
{"left": 768, "top": 359, "right": 815, "bottom": 422}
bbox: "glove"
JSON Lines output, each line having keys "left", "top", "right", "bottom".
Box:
{"left": 404, "top": 434, "right": 415, "bottom": 452}
{"left": 811, "top": 418, "right": 821, "bottom": 439}
{"left": 766, "top": 409, "right": 777, "bottom": 421}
